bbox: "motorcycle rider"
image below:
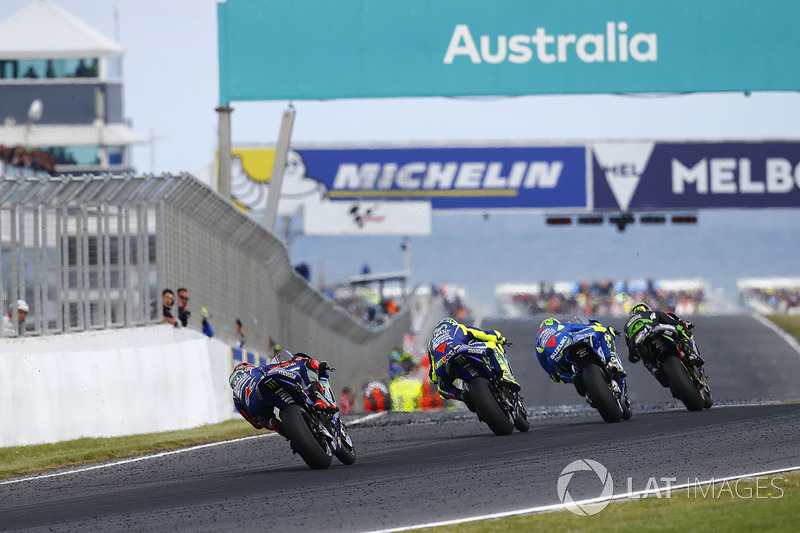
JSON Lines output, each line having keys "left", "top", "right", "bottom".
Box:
{"left": 624, "top": 303, "right": 704, "bottom": 386}
{"left": 229, "top": 352, "right": 338, "bottom": 437}
{"left": 426, "top": 317, "right": 519, "bottom": 410}
{"left": 535, "top": 315, "right": 626, "bottom": 398}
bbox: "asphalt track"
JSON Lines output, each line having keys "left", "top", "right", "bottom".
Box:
{"left": 2, "top": 314, "right": 800, "bottom": 532}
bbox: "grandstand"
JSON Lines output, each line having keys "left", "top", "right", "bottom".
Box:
{"left": 738, "top": 277, "right": 800, "bottom": 315}
{"left": 496, "top": 278, "right": 713, "bottom": 318}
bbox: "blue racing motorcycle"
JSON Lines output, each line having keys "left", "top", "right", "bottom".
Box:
{"left": 259, "top": 356, "right": 356, "bottom": 469}
{"left": 559, "top": 316, "right": 632, "bottom": 423}
{"left": 443, "top": 341, "right": 529, "bottom": 435}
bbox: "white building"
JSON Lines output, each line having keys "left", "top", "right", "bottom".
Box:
{"left": 0, "top": 0, "right": 147, "bottom": 175}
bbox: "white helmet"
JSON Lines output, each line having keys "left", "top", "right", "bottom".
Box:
{"left": 16, "top": 299, "right": 29, "bottom": 313}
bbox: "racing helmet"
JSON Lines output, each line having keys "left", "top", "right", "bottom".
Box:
{"left": 630, "top": 303, "right": 651, "bottom": 315}
{"left": 540, "top": 317, "right": 560, "bottom": 329}
{"left": 229, "top": 362, "right": 254, "bottom": 389}
{"left": 437, "top": 317, "right": 458, "bottom": 328}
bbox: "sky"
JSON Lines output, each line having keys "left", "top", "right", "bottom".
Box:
{"left": 3, "top": 0, "right": 800, "bottom": 314}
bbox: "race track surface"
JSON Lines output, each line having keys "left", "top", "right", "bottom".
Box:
{"left": 2, "top": 315, "right": 799, "bottom": 532}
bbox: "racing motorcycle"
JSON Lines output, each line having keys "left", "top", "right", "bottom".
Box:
{"left": 442, "top": 341, "right": 529, "bottom": 436}
{"left": 559, "top": 316, "right": 632, "bottom": 423}
{"left": 628, "top": 320, "right": 713, "bottom": 411}
{"left": 259, "top": 355, "right": 356, "bottom": 469}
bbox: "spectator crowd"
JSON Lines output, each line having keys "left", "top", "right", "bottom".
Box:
{"left": 0, "top": 145, "right": 57, "bottom": 175}
{"left": 739, "top": 280, "right": 800, "bottom": 314}
{"left": 500, "top": 278, "right": 710, "bottom": 317}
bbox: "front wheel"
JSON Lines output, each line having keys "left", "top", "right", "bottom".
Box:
{"left": 582, "top": 364, "right": 623, "bottom": 423}
{"left": 513, "top": 397, "right": 530, "bottom": 432}
{"left": 334, "top": 420, "right": 356, "bottom": 465}
{"left": 662, "top": 356, "right": 705, "bottom": 412}
{"left": 469, "top": 377, "right": 514, "bottom": 435}
{"left": 281, "top": 404, "right": 333, "bottom": 469}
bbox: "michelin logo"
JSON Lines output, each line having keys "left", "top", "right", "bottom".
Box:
{"left": 332, "top": 161, "right": 563, "bottom": 191}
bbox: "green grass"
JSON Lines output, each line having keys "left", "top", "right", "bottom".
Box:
{"left": 0, "top": 419, "right": 263, "bottom": 479}
{"left": 767, "top": 314, "right": 800, "bottom": 340}
{"left": 421, "top": 472, "right": 800, "bottom": 533}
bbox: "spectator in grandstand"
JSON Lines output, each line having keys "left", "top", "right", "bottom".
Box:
{"left": 339, "top": 387, "right": 355, "bottom": 414}
{"left": 2, "top": 299, "right": 29, "bottom": 338}
{"left": 200, "top": 306, "right": 214, "bottom": 338}
{"left": 161, "top": 289, "right": 178, "bottom": 326}
{"left": 235, "top": 319, "right": 246, "bottom": 349}
{"left": 176, "top": 287, "right": 190, "bottom": 327}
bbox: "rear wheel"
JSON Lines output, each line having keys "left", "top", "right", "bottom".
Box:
{"left": 663, "top": 356, "right": 705, "bottom": 412}
{"left": 469, "top": 377, "right": 514, "bottom": 435}
{"left": 582, "top": 364, "right": 623, "bottom": 423}
{"left": 281, "top": 404, "right": 333, "bottom": 469}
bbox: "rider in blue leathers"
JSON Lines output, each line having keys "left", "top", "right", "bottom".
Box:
{"left": 229, "top": 353, "right": 338, "bottom": 437}
{"left": 535, "top": 316, "right": 626, "bottom": 397}
{"left": 427, "top": 317, "right": 519, "bottom": 408}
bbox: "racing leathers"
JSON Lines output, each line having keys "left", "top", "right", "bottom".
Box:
{"left": 624, "top": 309, "right": 703, "bottom": 386}
{"left": 229, "top": 353, "right": 338, "bottom": 437}
{"left": 535, "top": 317, "right": 625, "bottom": 396}
{"left": 427, "top": 319, "right": 519, "bottom": 406}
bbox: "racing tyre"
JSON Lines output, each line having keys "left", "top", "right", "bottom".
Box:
{"left": 621, "top": 395, "right": 633, "bottom": 421}
{"left": 334, "top": 420, "right": 356, "bottom": 465}
{"left": 582, "top": 363, "right": 623, "bottom": 423}
{"left": 663, "top": 356, "right": 705, "bottom": 412}
{"left": 513, "top": 399, "right": 530, "bottom": 432}
{"left": 703, "top": 388, "right": 714, "bottom": 409}
{"left": 469, "top": 377, "right": 514, "bottom": 435}
{"left": 281, "top": 404, "right": 333, "bottom": 469}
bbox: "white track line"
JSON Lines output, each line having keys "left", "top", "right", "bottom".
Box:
{"left": 363, "top": 465, "right": 800, "bottom": 533}
{"left": 752, "top": 313, "right": 800, "bottom": 356}
{"left": 0, "top": 433, "right": 275, "bottom": 486}
{"left": 2, "top": 412, "right": 386, "bottom": 486}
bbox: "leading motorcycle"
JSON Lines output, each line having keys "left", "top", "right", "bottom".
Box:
{"left": 259, "top": 356, "right": 356, "bottom": 469}
{"left": 628, "top": 320, "right": 713, "bottom": 411}
{"left": 442, "top": 341, "right": 529, "bottom": 435}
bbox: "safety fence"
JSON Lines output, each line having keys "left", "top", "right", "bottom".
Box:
{"left": 0, "top": 173, "right": 409, "bottom": 396}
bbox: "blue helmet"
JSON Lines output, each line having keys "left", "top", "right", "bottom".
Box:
{"left": 630, "top": 303, "right": 651, "bottom": 316}
{"left": 229, "top": 362, "right": 254, "bottom": 389}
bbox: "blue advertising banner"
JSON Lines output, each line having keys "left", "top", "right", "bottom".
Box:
{"left": 295, "top": 146, "right": 587, "bottom": 210}
{"left": 218, "top": 0, "right": 800, "bottom": 104}
{"left": 592, "top": 142, "right": 800, "bottom": 210}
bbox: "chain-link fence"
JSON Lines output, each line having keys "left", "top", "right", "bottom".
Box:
{"left": 0, "top": 173, "right": 409, "bottom": 392}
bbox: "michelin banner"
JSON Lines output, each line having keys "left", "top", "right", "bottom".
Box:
{"left": 592, "top": 142, "right": 800, "bottom": 210}
{"left": 229, "top": 145, "right": 587, "bottom": 221}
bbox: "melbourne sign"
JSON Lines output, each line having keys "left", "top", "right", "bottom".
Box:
{"left": 592, "top": 142, "right": 800, "bottom": 210}
{"left": 218, "top": 0, "right": 800, "bottom": 103}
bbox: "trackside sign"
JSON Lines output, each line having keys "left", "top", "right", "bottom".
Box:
{"left": 298, "top": 146, "right": 587, "bottom": 210}
{"left": 217, "top": 0, "right": 800, "bottom": 103}
{"left": 592, "top": 142, "right": 800, "bottom": 210}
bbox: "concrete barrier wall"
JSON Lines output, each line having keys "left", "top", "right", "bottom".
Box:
{"left": 0, "top": 326, "right": 234, "bottom": 447}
